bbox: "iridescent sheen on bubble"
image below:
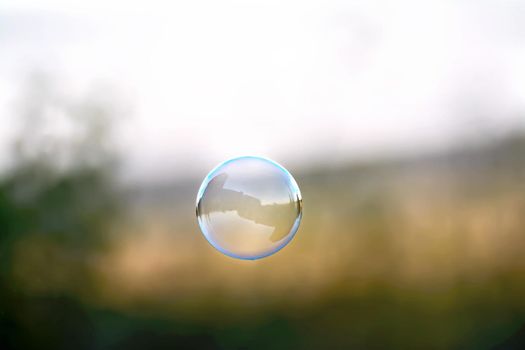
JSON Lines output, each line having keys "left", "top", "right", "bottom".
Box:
{"left": 196, "top": 156, "right": 302, "bottom": 260}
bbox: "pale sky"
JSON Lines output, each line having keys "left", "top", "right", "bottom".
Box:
{"left": 1, "top": 0, "right": 524, "bottom": 181}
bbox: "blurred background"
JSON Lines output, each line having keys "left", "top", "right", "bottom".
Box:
{"left": 1, "top": 0, "right": 525, "bottom": 349}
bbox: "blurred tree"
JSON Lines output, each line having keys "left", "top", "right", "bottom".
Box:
{"left": 0, "top": 73, "right": 122, "bottom": 349}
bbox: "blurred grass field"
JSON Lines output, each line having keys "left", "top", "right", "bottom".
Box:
{"left": 1, "top": 91, "right": 525, "bottom": 348}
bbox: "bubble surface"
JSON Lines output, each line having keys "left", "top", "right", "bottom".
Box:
{"left": 196, "top": 156, "right": 302, "bottom": 260}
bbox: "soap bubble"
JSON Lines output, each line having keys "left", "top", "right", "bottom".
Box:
{"left": 196, "top": 156, "right": 302, "bottom": 260}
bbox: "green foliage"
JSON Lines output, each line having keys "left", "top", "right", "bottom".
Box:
{"left": 0, "top": 76, "right": 121, "bottom": 350}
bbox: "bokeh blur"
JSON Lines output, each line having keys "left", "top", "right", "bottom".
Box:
{"left": 1, "top": 1, "right": 525, "bottom": 349}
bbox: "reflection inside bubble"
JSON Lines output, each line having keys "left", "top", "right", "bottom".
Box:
{"left": 196, "top": 157, "right": 302, "bottom": 260}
